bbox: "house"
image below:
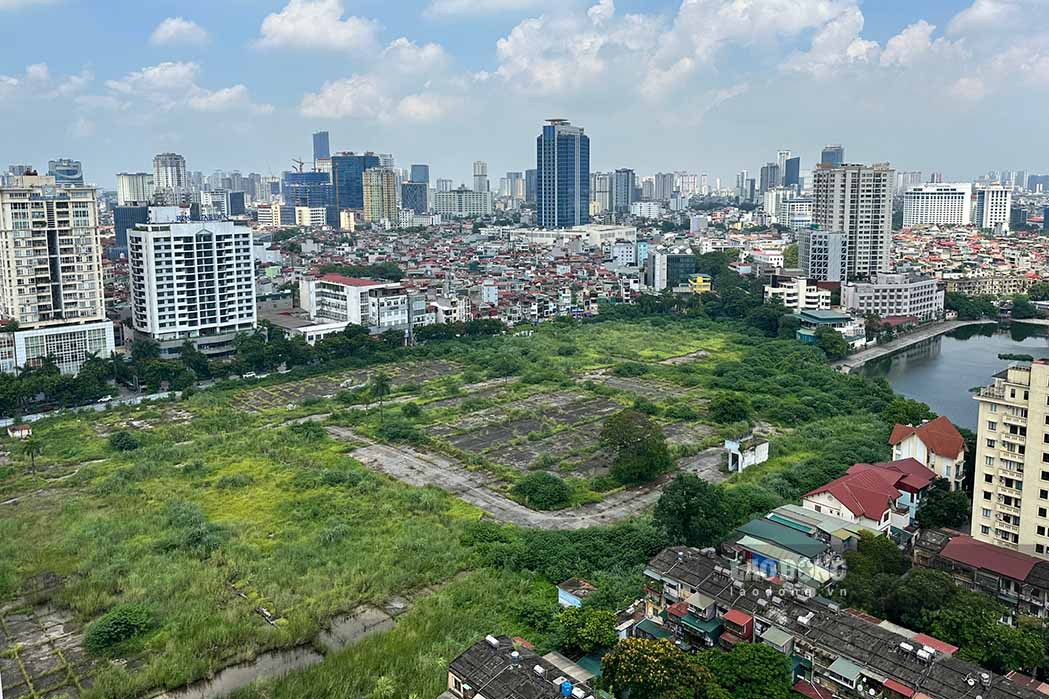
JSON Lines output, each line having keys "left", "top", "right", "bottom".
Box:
{"left": 802, "top": 459, "right": 936, "bottom": 538}
{"left": 767, "top": 504, "right": 883, "bottom": 555}
{"left": 557, "top": 578, "right": 596, "bottom": 608}
{"left": 889, "top": 416, "right": 967, "bottom": 491}
{"left": 794, "top": 309, "right": 866, "bottom": 349}
{"left": 723, "top": 517, "right": 841, "bottom": 587}
{"left": 724, "top": 434, "right": 769, "bottom": 473}
{"left": 443, "top": 635, "right": 595, "bottom": 699}
{"left": 6, "top": 424, "right": 31, "bottom": 439}
{"left": 641, "top": 546, "right": 1045, "bottom": 699}
{"left": 913, "top": 527, "right": 1049, "bottom": 620}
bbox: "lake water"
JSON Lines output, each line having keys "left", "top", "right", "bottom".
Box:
{"left": 861, "top": 323, "right": 1049, "bottom": 430}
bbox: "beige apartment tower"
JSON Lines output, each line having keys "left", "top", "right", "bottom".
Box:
{"left": 0, "top": 175, "right": 113, "bottom": 373}
{"left": 971, "top": 361, "right": 1049, "bottom": 557}
{"left": 362, "top": 167, "right": 398, "bottom": 224}
{"left": 812, "top": 162, "right": 894, "bottom": 279}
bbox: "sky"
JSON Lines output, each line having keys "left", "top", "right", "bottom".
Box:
{"left": 1, "top": 0, "right": 1046, "bottom": 189}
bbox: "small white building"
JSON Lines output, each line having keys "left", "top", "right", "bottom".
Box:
{"left": 841, "top": 272, "right": 944, "bottom": 321}
{"left": 725, "top": 435, "right": 769, "bottom": 473}
{"left": 299, "top": 274, "right": 409, "bottom": 332}
{"left": 764, "top": 277, "right": 831, "bottom": 312}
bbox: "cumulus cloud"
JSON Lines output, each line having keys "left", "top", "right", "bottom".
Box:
{"left": 150, "top": 17, "right": 209, "bottom": 46}
{"left": 947, "top": 0, "right": 1034, "bottom": 35}
{"left": 425, "top": 0, "right": 545, "bottom": 18}
{"left": 257, "top": 0, "right": 379, "bottom": 51}
{"left": 101, "top": 62, "right": 271, "bottom": 114}
{"left": 0, "top": 63, "right": 93, "bottom": 100}
{"left": 782, "top": 6, "right": 878, "bottom": 77}
{"left": 949, "top": 76, "right": 987, "bottom": 100}
{"left": 300, "top": 75, "right": 389, "bottom": 119}
{"left": 382, "top": 37, "right": 450, "bottom": 73}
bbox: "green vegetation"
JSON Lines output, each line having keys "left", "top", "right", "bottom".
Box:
{"left": 557, "top": 606, "right": 618, "bottom": 653}
{"left": 85, "top": 603, "right": 155, "bottom": 655}
{"left": 999, "top": 353, "right": 1035, "bottom": 362}
{"left": 511, "top": 472, "right": 572, "bottom": 510}
{"left": 946, "top": 292, "right": 998, "bottom": 320}
{"left": 1012, "top": 294, "right": 1040, "bottom": 320}
{"left": 600, "top": 409, "right": 673, "bottom": 485}
{"left": 915, "top": 479, "right": 970, "bottom": 529}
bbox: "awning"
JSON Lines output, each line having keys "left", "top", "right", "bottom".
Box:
{"left": 883, "top": 678, "right": 914, "bottom": 697}
{"left": 827, "top": 657, "right": 862, "bottom": 683}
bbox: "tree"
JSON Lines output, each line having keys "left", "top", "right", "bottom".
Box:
{"left": 601, "top": 638, "right": 726, "bottom": 699}
{"left": 654, "top": 473, "right": 730, "bottom": 547}
{"left": 512, "top": 472, "right": 572, "bottom": 510}
{"left": 20, "top": 435, "right": 42, "bottom": 471}
{"left": 1028, "top": 281, "right": 1049, "bottom": 301}
{"left": 782, "top": 243, "right": 799, "bottom": 268}
{"left": 557, "top": 606, "right": 618, "bottom": 653}
{"left": 745, "top": 304, "right": 788, "bottom": 337}
{"left": 931, "top": 591, "right": 1045, "bottom": 673}
{"left": 370, "top": 371, "right": 392, "bottom": 424}
{"left": 108, "top": 430, "right": 141, "bottom": 452}
{"left": 814, "top": 325, "right": 849, "bottom": 360}
{"left": 708, "top": 393, "right": 751, "bottom": 424}
{"left": 884, "top": 569, "right": 957, "bottom": 630}
{"left": 916, "top": 479, "right": 970, "bottom": 529}
{"left": 883, "top": 397, "right": 935, "bottom": 427}
{"left": 1011, "top": 294, "right": 1038, "bottom": 320}
{"left": 600, "top": 410, "right": 673, "bottom": 485}
{"left": 695, "top": 644, "right": 792, "bottom": 699}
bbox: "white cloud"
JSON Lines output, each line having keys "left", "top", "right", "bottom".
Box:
{"left": 150, "top": 17, "right": 209, "bottom": 46}
{"left": 880, "top": 20, "right": 964, "bottom": 68}
{"left": 949, "top": 76, "right": 987, "bottom": 100}
{"left": 257, "top": 0, "right": 379, "bottom": 52}
{"left": 300, "top": 75, "right": 389, "bottom": 119}
{"left": 783, "top": 6, "right": 877, "bottom": 77}
{"left": 947, "top": 0, "right": 1034, "bottom": 36}
{"left": 189, "top": 85, "right": 274, "bottom": 114}
{"left": 396, "top": 93, "right": 458, "bottom": 121}
{"left": 382, "top": 37, "right": 450, "bottom": 73}
{"left": 425, "top": 0, "right": 545, "bottom": 18}
{"left": 101, "top": 62, "right": 271, "bottom": 115}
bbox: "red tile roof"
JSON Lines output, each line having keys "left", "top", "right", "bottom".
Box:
{"left": 805, "top": 468, "right": 902, "bottom": 520}
{"left": 883, "top": 678, "right": 915, "bottom": 697}
{"left": 939, "top": 533, "right": 1039, "bottom": 581}
{"left": 793, "top": 680, "right": 835, "bottom": 699}
{"left": 320, "top": 273, "right": 383, "bottom": 287}
{"left": 849, "top": 459, "right": 936, "bottom": 493}
{"left": 911, "top": 633, "right": 959, "bottom": 656}
{"left": 723, "top": 609, "right": 751, "bottom": 627}
{"left": 889, "top": 416, "right": 965, "bottom": 459}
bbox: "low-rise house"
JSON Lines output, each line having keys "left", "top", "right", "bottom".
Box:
{"left": 641, "top": 546, "right": 1044, "bottom": 699}
{"left": 767, "top": 504, "right": 883, "bottom": 554}
{"left": 443, "top": 635, "right": 595, "bottom": 699}
{"left": 723, "top": 517, "right": 841, "bottom": 587}
{"left": 724, "top": 433, "right": 769, "bottom": 473}
{"left": 764, "top": 276, "right": 831, "bottom": 312}
{"left": 795, "top": 309, "right": 866, "bottom": 349}
{"left": 889, "top": 416, "right": 967, "bottom": 491}
{"left": 914, "top": 528, "right": 1049, "bottom": 620}
{"left": 556, "top": 578, "right": 596, "bottom": 608}
{"left": 7, "top": 424, "right": 31, "bottom": 439}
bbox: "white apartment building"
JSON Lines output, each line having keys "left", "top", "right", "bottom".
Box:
{"left": 294, "top": 206, "right": 327, "bottom": 227}
{"left": 153, "top": 152, "right": 188, "bottom": 204}
{"left": 970, "top": 362, "right": 1049, "bottom": 557}
{"left": 513, "top": 225, "right": 636, "bottom": 247}
{"left": 433, "top": 187, "right": 493, "bottom": 218}
{"left": 841, "top": 272, "right": 944, "bottom": 321}
{"left": 763, "top": 277, "right": 831, "bottom": 311}
{"left": 902, "top": 183, "right": 972, "bottom": 227}
{"left": 975, "top": 185, "right": 1012, "bottom": 231}
{"left": 813, "top": 163, "right": 894, "bottom": 278}
{"left": 0, "top": 175, "right": 113, "bottom": 374}
{"left": 116, "top": 172, "right": 155, "bottom": 206}
{"left": 630, "top": 201, "right": 663, "bottom": 219}
{"left": 776, "top": 197, "right": 813, "bottom": 232}
{"left": 128, "top": 215, "right": 256, "bottom": 356}
{"left": 799, "top": 229, "right": 849, "bottom": 282}
{"left": 610, "top": 240, "right": 638, "bottom": 267}
{"left": 299, "top": 274, "right": 409, "bottom": 332}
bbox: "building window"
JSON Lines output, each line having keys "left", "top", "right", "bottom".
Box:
{"left": 984, "top": 491, "right": 992, "bottom": 500}
{"left": 982, "top": 508, "right": 993, "bottom": 518}
{"left": 982, "top": 525, "right": 991, "bottom": 535}
{"left": 987, "top": 421, "right": 998, "bottom": 431}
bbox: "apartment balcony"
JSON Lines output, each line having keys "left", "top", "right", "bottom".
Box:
{"left": 996, "top": 519, "right": 1021, "bottom": 534}
{"left": 1004, "top": 414, "right": 1028, "bottom": 427}
{"left": 999, "top": 483, "right": 1024, "bottom": 497}
{"left": 997, "top": 502, "right": 1022, "bottom": 516}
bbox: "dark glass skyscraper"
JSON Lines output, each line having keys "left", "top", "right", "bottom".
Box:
{"left": 402, "top": 182, "right": 428, "bottom": 215}
{"left": 48, "top": 158, "right": 84, "bottom": 186}
{"left": 525, "top": 169, "right": 537, "bottom": 204}
{"left": 331, "top": 152, "right": 380, "bottom": 210}
{"left": 536, "top": 120, "right": 589, "bottom": 229}
{"left": 282, "top": 171, "right": 333, "bottom": 208}
{"left": 312, "top": 131, "right": 330, "bottom": 162}
{"left": 113, "top": 205, "right": 148, "bottom": 255}
{"left": 784, "top": 156, "right": 801, "bottom": 188}
{"left": 410, "top": 164, "right": 430, "bottom": 184}
{"left": 820, "top": 145, "right": 844, "bottom": 167}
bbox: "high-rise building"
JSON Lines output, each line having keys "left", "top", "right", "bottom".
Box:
{"left": 47, "top": 158, "right": 84, "bottom": 186}
{"left": 813, "top": 162, "right": 894, "bottom": 279}
{"left": 654, "top": 173, "right": 676, "bottom": 202}
{"left": 590, "top": 173, "right": 611, "bottom": 215}
{"left": 759, "top": 163, "right": 779, "bottom": 194}
{"left": 401, "top": 181, "right": 428, "bottom": 215}
{"left": 799, "top": 229, "right": 849, "bottom": 283}
{"left": 902, "top": 184, "right": 973, "bottom": 227}
{"left": 433, "top": 186, "right": 493, "bottom": 218}
{"left": 783, "top": 157, "right": 801, "bottom": 189}
{"left": 975, "top": 185, "right": 1012, "bottom": 231}
{"left": 735, "top": 170, "right": 749, "bottom": 200}
{"left": 128, "top": 212, "right": 255, "bottom": 357}
{"left": 820, "top": 145, "right": 844, "bottom": 167}
{"left": 113, "top": 205, "right": 149, "bottom": 253}
{"left": 611, "top": 169, "right": 635, "bottom": 214}
{"left": 282, "top": 171, "right": 333, "bottom": 209}
{"left": 410, "top": 164, "right": 430, "bottom": 185}
{"left": 153, "top": 152, "right": 188, "bottom": 204}
{"left": 969, "top": 362, "right": 1049, "bottom": 557}
{"left": 331, "top": 152, "right": 380, "bottom": 211}
{"left": 525, "top": 169, "right": 538, "bottom": 204}
{"left": 536, "top": 119, "right": 590, "bottom": 229}
{"left": 895, "top": 171, "right": 923, "bottom": 195}
{"left": 116, "top": 172, "right": 154, "bottom": 205}
{"left": 0, "top": 175, "right": 113, "bottom": 373}
{"left": 929, "top": 172, "right": 944, "bottom": 184}
{"left": 472, "top": 161, "right": 489, "bottom": 193}
{"left": 436, "top": 178, "right": 453, "bottom": 193}
{"left": 776, "top": 150, "right": 792, "bottom": 185}
{"left": 645, "top": 251, "right": 696, "bottom": 291}
{"left": 312, "top": 131, "right": 330, "bottom": 163}
{"left": 378, "top": 153, "right": 395, "bottom": 169}
{"left": 362, "top": 167, "right": 398, "bottom": 223}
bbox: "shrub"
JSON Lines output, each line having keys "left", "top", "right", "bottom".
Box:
{"left": 215, "top": 473, "right": 254, "bottom": 490}
{"left": 401, "top": 402, "right": 422, "bottom": 418}
{"left": 108, "top": 430, "right": 140, "bottom": 452}
{"left": 376, "top": 419, "right": 424, "bottom": 443}
{"left": 512, "top": 472, "right": 572, "bottom": 510}
{"left": 85, "top": 604, "right": 154, "bottom": 655}
{"left": 612, "top": 362, "right": 648, "bottom": 377}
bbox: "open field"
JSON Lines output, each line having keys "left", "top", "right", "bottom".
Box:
{"left": 0, "top": 316, "right": 899, "bottom": 698}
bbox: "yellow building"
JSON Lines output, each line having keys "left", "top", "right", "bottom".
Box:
{"left": 972, "top": 361, "right": 1048, "bottom": 556}
{"left": 362, "top": 167, "right": 398, "bottom": 223}
{"left": 688, "top": 274, "right": 712, "bottom": 294}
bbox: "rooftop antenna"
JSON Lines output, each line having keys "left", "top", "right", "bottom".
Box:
{"left": 291, "top": 158, "right": 305, "bottom": 173}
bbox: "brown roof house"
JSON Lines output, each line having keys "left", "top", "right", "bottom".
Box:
{"left": 889, "top": 416, "right": 967, "bottom": 491}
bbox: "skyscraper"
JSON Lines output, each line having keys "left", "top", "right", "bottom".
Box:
{"left": 820, "top": 145, "right": 845, "bottom": 167}
{"left": 525, "top": 169, "right": 537, "bottom": 204}
{"left": 153, "top": 152, "right": 188, "bottom": 204}
{"left": 402, "top": 181, "right": 428, "bottom": 215}
{"left": 813, "top": 162, "right": 894, "bottom": 279}
{"left": 612, "top": 169, "right": 635, "bottom": 214}
{"left": 473, "top": 161, "right": 489, "bottom": 193}
{"left": 362, "top": 167, "right": 398, "bottom": 223}
{"left": 331, "top": 152, "right": 380, "bottom": 211}
{"left": 974, "top": 185, "right": 1012, "bottom": 231}
{"left": 436, "top": 178, "right": 453, "bottom": 193}
{"left": 282, "top": 171, "right": 333, "bottom": 208}
{"left": 312, "top": 131, "right": 331, "bottom": 163}
{"left": 0, "top": 174, "right": 113, "bottom": 373}
{"left": 776, "top": 150, "right": 792, "bottom": 185}
{"left": 536, "top": 119, "right": 590, "bottom": 229}
{"left": 116, "top": 172, "right": 154, "bottom": 205}
{"left": 410, "top": 164, "right": 430, "bottom": 185}
{"left": 759, "top": 163, "right": 779, "bottom": 193}
{"left": 47, "top": 158, "right": 84, "bottom": 186}
{"left": 654, "top": 173, "right": 676, "bottom": 202}
{"left": 783, "top": 157, "right": 801, "bottom": 189}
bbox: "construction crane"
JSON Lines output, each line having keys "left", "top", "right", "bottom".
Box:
{"left": 291, "top": 158, "right": 305, "bottom": 173}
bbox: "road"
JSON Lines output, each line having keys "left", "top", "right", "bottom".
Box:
{"left": 834, "top": 320, "right": 994, "bottom": 373}
{"left": 333, "top": 427, "right": 725, "bottom": 529}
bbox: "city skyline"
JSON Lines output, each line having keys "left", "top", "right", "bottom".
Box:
{"left": 2, "top": 0, "right": 1048, "bottom": 186}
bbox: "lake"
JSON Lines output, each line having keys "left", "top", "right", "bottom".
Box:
{"left": 861, "top": 323, "right": 1049, "bottom": 430}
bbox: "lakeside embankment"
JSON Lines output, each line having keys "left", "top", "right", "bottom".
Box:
{"left": 834, "top": 320, "right": 996, "bottom": 374}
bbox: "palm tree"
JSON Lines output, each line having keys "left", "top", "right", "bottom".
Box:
{"left": 370, "top": 371, "right": 392, "bottom": 424}
{"left": 20, "top": 435, "right": 41, "bottom": 472}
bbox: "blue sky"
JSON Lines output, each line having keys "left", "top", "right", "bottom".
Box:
{"left": 1, "top": 0, "right": 1046, "bottom": 188}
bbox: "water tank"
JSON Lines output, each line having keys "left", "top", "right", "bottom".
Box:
{"left": 561, "top": 680, "right": 573, "bottom": 697}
